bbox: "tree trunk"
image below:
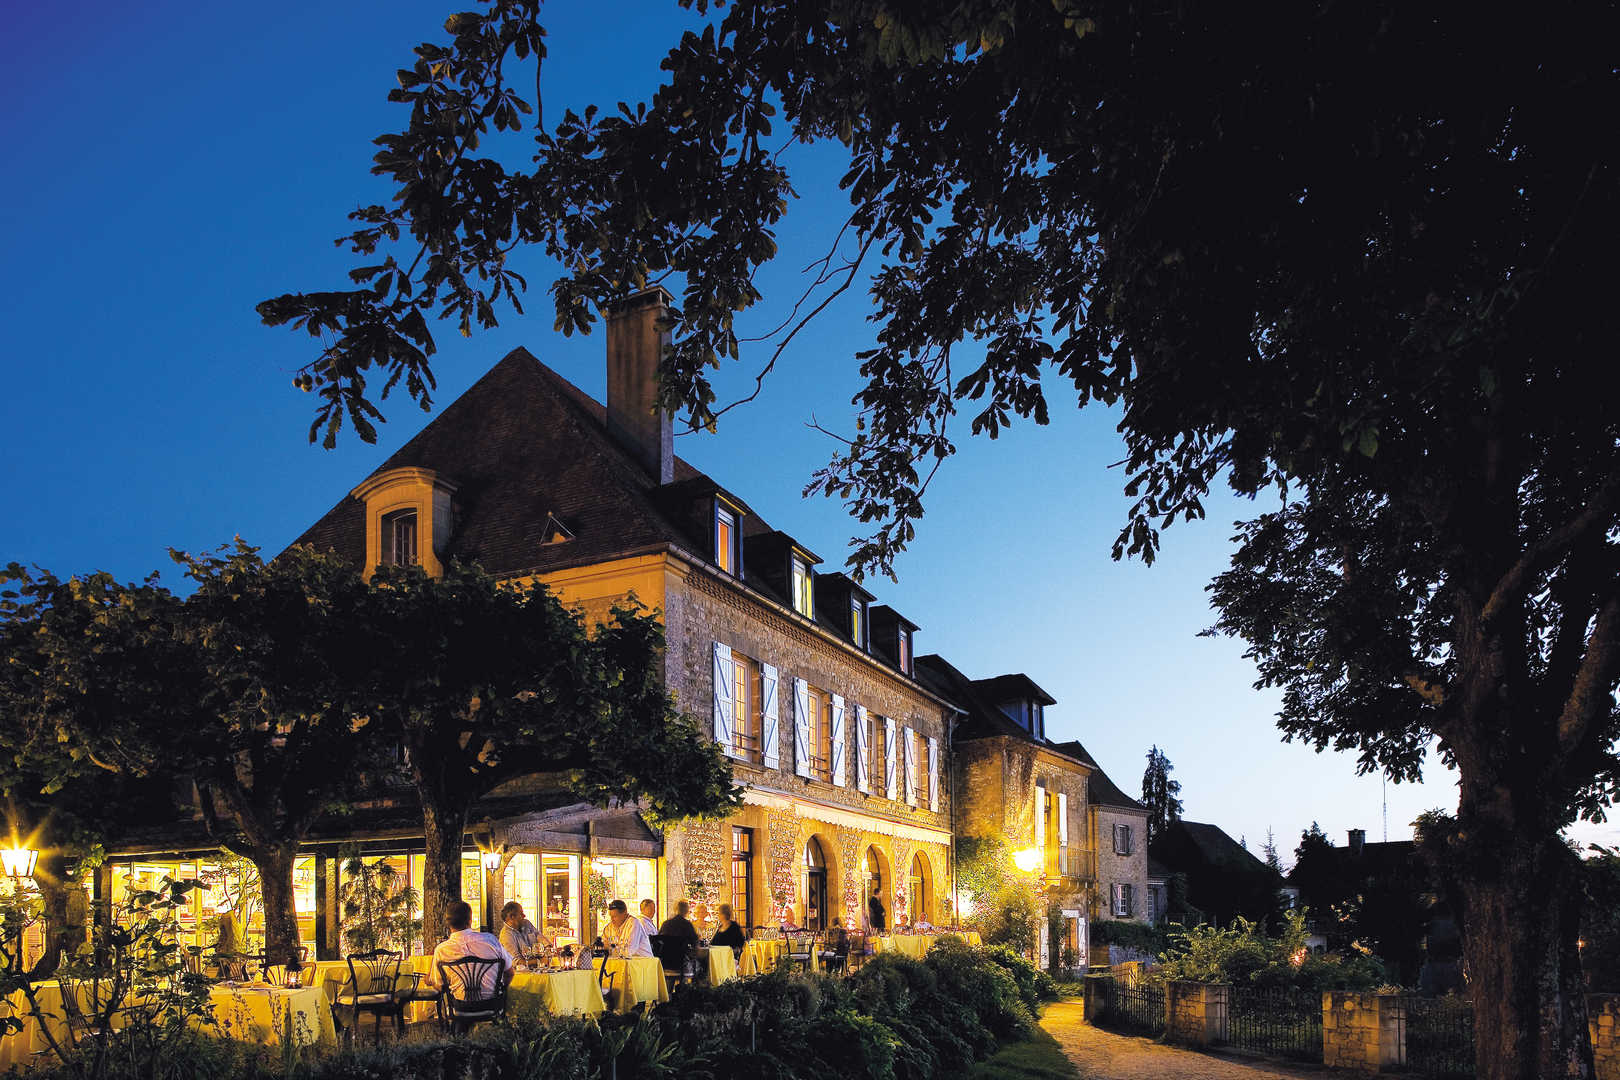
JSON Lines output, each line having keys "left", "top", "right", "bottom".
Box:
{"left": 420, "top": 798, "right": 470, "bottom": 952}
{"left": 1458, "top": 815, "right": 1594, "bottom": 1080}
{"left": 253, "top": 843, "right": 303, "bottom": 967}
{"left": 25, "top": 851, "right": 79, "bottom": 980}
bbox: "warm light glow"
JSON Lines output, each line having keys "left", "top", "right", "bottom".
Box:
{"left": 955, "top": 892, "right": 976, "bottom": 918}
{"left": 480, "top": 850, "right": 502, "bottom": 872}
{"left": 1, "top": 846, "right": 38, "bottom": 879}
{"left": 1290, "top": 947, "right": 1308, "bottom": 967}
{"left": 1012, "top": 848, "right": 1041, "bottom": 874}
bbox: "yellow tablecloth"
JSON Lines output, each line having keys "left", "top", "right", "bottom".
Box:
{"left": 707, "top": 947, "right": 738, "bottom": 985}
{"left": 204, "top": 985, "right": 337, "bottom": 1048}
{"left": 873, "top": 934, "right": 935, "bottom": 960}
{"left": 316, "top": 954, "right": 438, "bottom": 1023}
{"left": 0, "top": 979, "right": 150, "bottom": 1068}
{"left": 592, "top": 957, "right": 669, "bottom": 1013}
{"left": 740, "top": 938, "right": 788, "bottom": 975}
{"left": 935, "top": 930, "right": 983, "bottom": 947}
{"left": 508, "top": 969, "right": 605, "bottom": 1017}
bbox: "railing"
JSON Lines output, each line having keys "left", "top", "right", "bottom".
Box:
{"left": 1391, "top": 995, "right": 1475, "bottom": 1078}
{"left": 1221, "top": 986, "right": 1323, "bottom": 1061}
{"left": 1100, "top": 981, "right": 1165, "bottom": 1037}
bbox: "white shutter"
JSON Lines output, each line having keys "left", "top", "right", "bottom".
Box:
{"left": 793, "top": 678, "right": 813, "bottom": 779}
{"left": 760, "top": 662, "right": 780, "bottom": 769}
{"left": 712, "top": 642, "right": 733, "bottom": 751}
{"left": 854, "top": 705, "right": 871, "bottom": 793}
{"left": 927, "top": 735, "right": 940, "bottom": 812}
{"left": 830, "top": 695, "right": 847, "bottom": 787}
{"left": 902, "top": 727, "right": 917, "bottom": 806}
{"left": 883, "top": 717, "right": 897, "bottom": 799}
{"left": 1058, "top": 792, "right": 1069, "bottom": 876}
{"left": 1034, "top": 785, "right": 1046, "bottom": 857}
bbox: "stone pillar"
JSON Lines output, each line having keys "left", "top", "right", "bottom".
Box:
{"left": 1590, "top": 994, "right": 1620, "bottom": 1080}
{"left": 1083, "top": 974, "right": 1115, "bottom": 1023}
{"left": 1165, "top": 981, "right": 1228, "bottom": 1046}
{"left": 1322, "top": 991, "right": 1405, "bottom": 1071}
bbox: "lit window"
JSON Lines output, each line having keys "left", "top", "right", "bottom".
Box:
{"left": 806, "top": 685, "right": 831, "bottom": 781}
{"left": 716, "top": 506, "right": 737, "bottom": 574}
{"left": 897, "top": 629, "right": 912, "bottom": 674}
{"left": 791, "top": 557, "right": 814, "bottom": 618}
{"left": 731, "top": 652, "right": 759, "bottom": 762}
{"left": 732, "top": 827, "right": 754, "bottom": 929}
{"left": 382, "top": 510, "right": 418, "bottom": 566}
{"left": 850, "top": 598, "right": 866, "bottom": 649}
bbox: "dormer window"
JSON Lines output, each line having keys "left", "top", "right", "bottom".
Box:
{"left": 383, "top": 510, "right": 418, "bottom": 566}
{"left": 716, "top": 504, "right": 739, "bottom": 575}
{"left": 897, "top": 628, "right": 912, "bottom": 675}
{"left": 791, "top": 557, "right": 814, "bottom": 618}
{"left": 850, "top": 597, "right": 867, "bottom": 650}
{"left": 1033, "top": 702, "right": 1045, "bottom": 739}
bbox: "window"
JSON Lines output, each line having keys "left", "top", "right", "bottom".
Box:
{"left": 731, "top": 827, "right": 754, "bottom": 929}
{"left": 870, "top": 715, "right": 887, "bottom": 798}
{"left": 731, "top": 652, "right": 759, "bottom": 762}
{"left": 716, "top": 505, "right": 738, "bottom": 574}
{"left": 850, "top": 597, "right": 866, "bottom": 649}
{"left": 804, "top": 838, "right": 827, "bottom": 931}
{"left": 807, "top": 685, "right": 832, "bottom": 781}
{"left": 1112, "top": 883, "right": 1135, "bottom": 918}
{"left": 906, "top": 728, "right": 922, "bottom": 801}
{"left": 1113, "top": 823, "right": 1133, "bottom": 856}
{"left": 382, "top": 510, "right": 418, "bottom": 566}
{"left": 908, "top": 852, "right": 931, "bottom": 924}
{"left": 1033, "top": 703, "right": 1044, "bottom": 739}
{"left": 791, "top": 557, "right": 814, "bottom": 618}
{"left": 897, "top": 629, "right": 912, "bottom": 674}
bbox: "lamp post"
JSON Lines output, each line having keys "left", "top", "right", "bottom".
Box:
{"left": 2, "top": 841, "right": 39, "bottom": 969}
{"left": 480, "top": 849, "right": 502, "bottom": 933}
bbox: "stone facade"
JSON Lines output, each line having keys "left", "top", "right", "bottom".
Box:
{"left": 1321, "top": 991, "right": 1403, "bottom": 1071}
{"left": 1094, "top": 804, "right": 1150, "bottom": 923}
{"left": 1164, "top": 981, "right": 1230, "bottom": 1047}
{"left": 1592, "top": 994, "right": 1620, "bottom": 1080}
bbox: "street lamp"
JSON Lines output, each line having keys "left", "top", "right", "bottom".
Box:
{"left": 480, "top": 848, "right": 502, "bottom": 932}
{"left": 1011, "top": 847, "right": 1041, "bottom": 874}
{"left": 1, "top": 846, "right": 38, "bottom": 880}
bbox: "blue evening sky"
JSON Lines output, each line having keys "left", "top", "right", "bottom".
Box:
{"left": 5, "top": 1, "right": 1604, "bottom": 860}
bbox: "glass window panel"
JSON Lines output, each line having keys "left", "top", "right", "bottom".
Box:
{"left": 541, "top": 854, "right": 580, "bottom": 946}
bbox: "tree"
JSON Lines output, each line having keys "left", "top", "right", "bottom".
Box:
{"left": 259, "top": 4, "right": 1617, "bottom": 1075}
{"left": 356, "top": 563, "right": 740, "bottom": 947}
{"left": 1140, "top": 746, "right": 1183, "bottom": 846}
{"left": 1262, "top": 830, "right": 1283, "bottom": 875}
{"left": 2, "top": 546, "right": 394, "bottom": 966}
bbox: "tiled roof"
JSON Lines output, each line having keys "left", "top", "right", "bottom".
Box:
{"left": 971, "top": 673, "right": 1057, "bottom": 707}
{"left": 915, "top": 654, "right": 1041, "bottom": 743}
{"left": 290, "top": 348, "right": 757, "bottom": 577}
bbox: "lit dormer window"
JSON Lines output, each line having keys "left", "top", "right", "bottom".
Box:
{"left": 791, "top": 557, "right": 814, "bottom": 618}
{"left": 1033, "top": 702, "right": 1044, "bottom": 739}
{"left": 850, "top": 597, "right": 867, "bottom": 650}
{"left": 897, "top": 628, "right": 912, "bottom": 675}
{"left": 383, "top": 509, "right": 418, "bottom": 566}
{"left": 716, "top": 505, "right": 739, "bottom": 574}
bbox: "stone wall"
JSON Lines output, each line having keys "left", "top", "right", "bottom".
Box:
{"left": 1164, "top": 981, "right": 1228, "bottom": 1046}
{"left": 1094, "top": 804, "right": 1150, "bottom": 923}
{"left": 1592, "top": 994, "right": 1620, "bottom": 1080}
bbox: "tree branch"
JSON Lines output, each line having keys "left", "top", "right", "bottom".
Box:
{"left": 1555, "top": 589, "right": 1620, "bottom": 761}
{"left": 1482, "top": 475, "right": 1620, "bottom": 626}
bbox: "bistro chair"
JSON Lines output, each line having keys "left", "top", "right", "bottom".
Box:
{"left": 786, "top": 931, "right": 815, "bottom": 973}
{"left": 597, "top": 955, "right": 622, "bottom": 1012}
{"left": 436, "top": 956, "right": 507, "bottom": 1034}
{"left": 337, "top": 949, "right": 409, "bottom": 1043}
{"left": 650, "top": 934, "right": 698, "bottom": 990}
{"left": 56, "top": 970, "right": 118, "bottom": 1047}
{"left": 845, "top": 930, "right": 868, "bottom": 971}
{"left": 259, "top": 945, "right": 311, "bottom": 988}
{"left": 817, "top": 931, "right": 851, "bottom": 974}
{"left": 212, "top": 952, "right": 254, "bottom": 982}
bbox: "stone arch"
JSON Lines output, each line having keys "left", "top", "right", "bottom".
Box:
{"left": 908, "top": 850, "right": 935, "bottom": 926}
{"left": 802, "top": 832, "right": 838, "bottom": 931}
{"left": 860, "top": 844, "right": 893, "bottom": 933}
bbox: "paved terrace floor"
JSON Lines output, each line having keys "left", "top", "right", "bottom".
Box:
{"left": 1041, "top": 1001, "right": 1326, "bottom": 1080}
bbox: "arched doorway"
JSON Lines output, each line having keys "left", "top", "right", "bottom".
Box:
{"left": 861, "top": 845, "right": 890, "bottom": 932}
{"left": 804, "top": 837, "right": 828, "bottom": 931}
{"left": 908, "top": 852, "right": 932, "bottom": 926}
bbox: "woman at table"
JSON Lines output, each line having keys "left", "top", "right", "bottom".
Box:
{"left": 710, "top": 904, "right": 745, "bottom": 956}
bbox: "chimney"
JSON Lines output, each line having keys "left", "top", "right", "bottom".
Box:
{"left": 1347, "top": 828, "right": 1365, "bottom": 855}
{"left": 605, "top": 287, "right": 674, "bottom": 484}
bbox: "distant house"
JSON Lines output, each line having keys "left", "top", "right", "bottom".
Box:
{"left": 1148, "top": 819, "right": 1283, "bottom": 928}
{"left": 1047, "top": 739, "right": 1150, "bottom": 929}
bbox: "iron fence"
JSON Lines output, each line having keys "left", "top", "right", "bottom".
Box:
{"left": 1392, "top": 995, "right": 1475, "bottom": 1078}
{"left": 1221, "top": 986, "right": 1323, "bottom": 1061}
{"left": 1101, "top": 981, "right": 1165, "bottom": 1037}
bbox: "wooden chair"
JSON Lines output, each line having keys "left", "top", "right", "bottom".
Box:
{"left": 786, "top": 931, "right": 815, "bottom": 973}
{"left": 818, "top": 929, "right": 851, "bottom": 974}
{"left": 436, "top": 956, "right": 507, "bottom": 1034}
{"left": 651, "top": 933, "right": 699, "bottom": 990}
{"left": 211, "top": 952, "right": 254, "bottom": 982}
{"left": 56, "top": 970, "right": 117, "bottom": 1047}
{"left": 337, "top": 950, "right": 408, "bottom": 1043}
{"left": 846, "top": 930, "right": 869, "bottom": 971}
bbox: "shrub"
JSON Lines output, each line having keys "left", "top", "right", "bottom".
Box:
{"left": 1091, "top": 919, "right": 1170, "bottom": 957}
{"left": 1152, "top": 911, "right": 1385, "bottom": 991}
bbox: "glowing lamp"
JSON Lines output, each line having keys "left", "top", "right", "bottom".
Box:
{"left": 1, "top": 846, "right": 37, "bottom": 879}
{"left": 480, "top": 850, "right": 502, "bottom": 872}
{"left": 1011, "top": 848, "right": 1041, "bottom": 874}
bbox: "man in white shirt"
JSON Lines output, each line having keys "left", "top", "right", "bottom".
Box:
{"left": 637, "top": 898, "right": 659, "bottom": 938}
{"left": 430, "top": 900, "right": 514, "bottom": 998}
{"left": 601, "top": 899, "right": 653, "bottom": 958}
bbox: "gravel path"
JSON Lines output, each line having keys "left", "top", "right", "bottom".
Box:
{"left": 1040, "top": 1001, "right": 1325, "bottom": 1080}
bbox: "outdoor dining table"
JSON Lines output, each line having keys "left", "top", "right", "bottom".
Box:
{"left": 591, "top": 956, "right": 670, "bottom": 1013}
{"left": 0, "top": 980, "right": 98, "bottom": 1070}
{"left": 706, "top": 945, "right": 738, "bottom": 985}
{"left": 740, "top": 937, "right": 789, "bottom": 975}
{"left": 507, "top": 967, "right": 606, "bottom": 1017}
{"left": 872, "top": 934, "right": 935, "bottom": 960}
{"left": 203, "top": 983, "right": 337, "bottom": 1048}
{"left": 313, "top": 955, "right": 438, "bottom": 1024}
